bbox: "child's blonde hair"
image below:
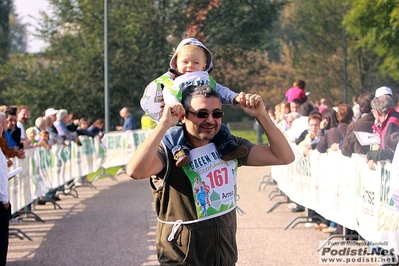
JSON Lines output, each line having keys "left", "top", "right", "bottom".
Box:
{"left": 25, "top": 127, "right": 36, "bottom": 140}
{"left": 170, "top": 45, "right": 207, "bottom": 69}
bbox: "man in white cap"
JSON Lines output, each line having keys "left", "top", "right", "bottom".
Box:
{"left": 45, "top": 108, "right": 58, "bottom": 124}
{"left": 375, "top": 86, "right": 393, "bottom": 98}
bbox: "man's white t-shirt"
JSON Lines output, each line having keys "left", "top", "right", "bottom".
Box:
{"left": 17, "top": 121, "right": 25, "bottom": 140}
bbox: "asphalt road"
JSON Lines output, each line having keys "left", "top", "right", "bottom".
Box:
{"left": 6, "top": 166, "right": 377, "bottom": 266}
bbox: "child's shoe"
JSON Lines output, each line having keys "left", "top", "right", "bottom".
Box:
{"left": 174, "top": 149, "right": 191, "bottom": 167}
{"left": 220, "top": 142, "right": 249, "bottom": 161}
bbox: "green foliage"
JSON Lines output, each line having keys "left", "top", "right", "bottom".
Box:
{"left": 9, "top": 13, "right": 27, "bottom": 53}
{"left": 0, "top": 0, "right": 12, "bottom": 63}
{"left": 344, "top": 0, "right": 399, "bottom": 81}
{"left": 4, "top": 0, "right": 399, "bottom": 127}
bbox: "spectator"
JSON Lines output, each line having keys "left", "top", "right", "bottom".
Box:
{"left": 76, "top": 118, "right": 94, "bottom": 137}
{"left": 285, "top": 79, "right": 307, "bottom": 104}
{"left": 16, "top": 106, "right": 30, "bottom": 142}
{"left": 267, "top": 106, "right": 276, "bottom": 122}
{"left": 341, "top": 93, "right": 375, "bottom": 157}
{"left": 291, "top": 102, "right": 317, "bottom": 140}
{"left": 25, "top": 127, "right": 38, "bottom": 149}
{"left": 45, "top": 108, "right": 59, "bottom": 135}
{"left": 316, "top": 104, "right": 353, "bottom": 153}
{"left": 0, "top": 113, "right": 24, "bottom": 159}
{"left": 375, "top": 86, "right": 393, "bottom": 98}
{"left": 367, "top": 94, "right": 399, "bottom": 170}
{"left": 34, "top": 116, "right": 47, "bottom": 138}
{"left": 318, "top": 98, "right": 329, "bottom": 113}
{"left": 43, "top": 116, "right": 60, "bottom": 145}
{"left": 289, "top": 98, "right": 302, "bottom": 113}
{"left": 296, "top": 112, "right": 322, "bottom": 153}
{"left": 66, "top": 113, "right": 79, "bottom": 133}
{"left": 53, "top": 109, "right": 77, "bottom": 143}
{"left": 87, "top": 119, "right": 105, "bottom": 138}
{"left": 283, "top": 112, "right": 301, "bottom": 142}
{"left": 116, "top": 107, "right": 135, "bottom": 131}
{"left": 37, "top": 131, "right": 52, "bottom": 150}
{"left": 276, "top": 101, "right": 291, "bottom": 125}
{"left": 0, "top": 115, "right": 11, "bottom": 265}
{"left": 5, "top": 107, "right": 22, "bottom": 150}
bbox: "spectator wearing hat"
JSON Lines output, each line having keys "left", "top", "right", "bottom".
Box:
{"left": 45, "top": 108, "right": 59, "bottom": 135}
{"left": 367, "top": 94, "right": 399, "bottom": 170}
{"left": 375, "top": 86, "right": 393, "bottom": 98}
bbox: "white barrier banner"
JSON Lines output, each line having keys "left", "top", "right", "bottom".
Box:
{"left": 271, "top": 144, "right": 399, "bottom": 254}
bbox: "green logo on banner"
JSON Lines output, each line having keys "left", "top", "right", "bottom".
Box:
{"left": 61, "top": 145, "right": 71, "bottom": 162}
{"left": 108, "top": 135, "right": 121, "bottom": 149}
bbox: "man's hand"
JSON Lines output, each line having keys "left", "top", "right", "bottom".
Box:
{"left": 159, "top": 103, "right": 185, "bottom": 128}
{"left": 239, "top": 94, "right": 265, "bottom": 118}
{"left": 7, "top": 159, "right": 13, "bottom": 168}
{"left": 3, "top": 202, "right": 9, "bottom": 210}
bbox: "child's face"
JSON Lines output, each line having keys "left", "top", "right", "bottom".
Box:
{"left": 42, "top": 133, "right": 49, "bottom": 141}
{"left": 176, "top": 46, "right": 207, "bottom": 74}
{"left": 28, "top": 130, "right": 36, "bottom": 141}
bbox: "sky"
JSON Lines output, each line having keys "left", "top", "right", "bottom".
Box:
{"left": 14, "top": 0, "right": 51, "bottom": 53}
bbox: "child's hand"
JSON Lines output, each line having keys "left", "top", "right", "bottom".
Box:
{"left": 234, "top": 92, "right": 246, "bottom": 104}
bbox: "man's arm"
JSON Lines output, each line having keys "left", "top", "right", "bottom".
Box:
{"left": 126, "top": 103, "right": 184, "bottom": 179}
{"left": 240, "top": 94, "right": 295, "bottom": 166}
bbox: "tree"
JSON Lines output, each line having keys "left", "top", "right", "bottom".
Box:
{"left": 9, "top": 12, "right": 27, "bottom": 53}
{"left": 343, "top": 0, "right": 399, "bottom": 82}
{"left": 0, "top": 0, "right": 13, "bottom": 63}
{"left": 2, "top": 0, "right": 191, "bottom": 126}
{"left": 280, "top": 0, "right": 386, "bottom": 103}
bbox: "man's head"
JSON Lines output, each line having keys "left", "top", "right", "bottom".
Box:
{"left": 371, "top": 94, "right": 394, "bottom": 123}
{"left": 57, "top": 109, "right": 69, "bottom": 123}
{"left": 290, "top": 98, "right": 301, "bottom": 113}
{"left": 119, "top": 107, "right": 130, "bottom": 119}
{"left": 45, "top": 108, "right": 58, "bottom": 122}
{"left": 286, "top": 112, "right": 300, "bottom": 128}
{"left": 5, "top": 107, "right": 17, "bottom": 130}
{"left": 308, "top": 113, "right": 322, "bottom": 135}
{"left": 357, "top": 93, "right": 374, "bottom": 114}
{"left": 181, "top": 85, "right": 222, "bottom": 145}
{"left": 17, "top": 106, "right": 30, "bottom": 124}
{"left": 35, "top": 117, "right": 47, "bottom": 130}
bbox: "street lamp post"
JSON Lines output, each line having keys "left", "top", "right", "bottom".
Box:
{"left": 104, "top": 0, "right": 110, "bottom": 132}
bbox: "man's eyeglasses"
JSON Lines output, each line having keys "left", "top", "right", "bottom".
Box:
{"left": 187, "top": 109, "right": 224, "bottom": 119}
